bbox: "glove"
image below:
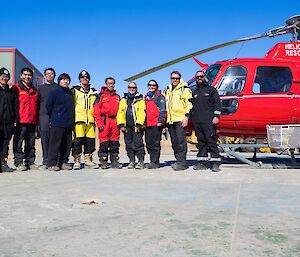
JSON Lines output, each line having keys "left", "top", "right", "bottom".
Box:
{"left": 135, "top": 123, "right": 143, "bottom": 132}
{"left": 162, "top": 127, "right": 168, "bottom": 140}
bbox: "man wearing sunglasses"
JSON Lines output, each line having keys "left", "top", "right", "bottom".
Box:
{"left": 164, "top": 71, "right": 192, "bottom": 171}
{"left": 72, "top": 70, "right": 98, "bottom": 170}
{"left": 191, "top": 70, "right": 222, "bottom": 172}
{"left": 117, "top": 82, "right": 146, "bottom": 169}
{"left": 145, "top": 79, "right": 166, "bottom": 169}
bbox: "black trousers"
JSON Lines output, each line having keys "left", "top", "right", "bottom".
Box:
{"left": 124, "top": 126, "right": 145, "bottom": 162}
{"left": 168, "top": 122, "right": 187, "bottom": 166}
{"left": 98, "top": 140, "right": 120, "bottom": 161}
{"left": 40, "top": 127, "right": 50, "bottom": 166}
{"left": 48, "top": 126, "right": 72, "bottom": 167}
{"left": 194, "top": 122, "right": 220, "bottom": 162}
{"left": 39, "top": 115, "right": 50, "bottom": 166}
{"left": 72, "top": 137, "right": 96, "bottom": 156}
{"left": 145, "top": 126, "right": 162, "bottom": 165}
{"left": 13, "top": 124, "right": 36, "bottom": 166}
{"left": 0, "top": 123, "right": 14, "bottom": 159}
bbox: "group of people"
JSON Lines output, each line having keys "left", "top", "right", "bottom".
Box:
{"left": 0, "top": 67, "right": 222, "bottom": 173}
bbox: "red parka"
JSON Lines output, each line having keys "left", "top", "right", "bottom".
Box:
{"left": 145, "top": 90, "right": 166, "bottom": 127}
{"left": 12, "top": 82, "right": 39, "bottom": 125}
{"left": 93, "top": 86, "right": 120, "bottom": 128}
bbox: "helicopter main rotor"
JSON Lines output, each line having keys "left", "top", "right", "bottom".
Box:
{"left": 124, "top": 15, "right": 300, "bottom": 82}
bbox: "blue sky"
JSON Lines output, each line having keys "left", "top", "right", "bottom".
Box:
{"left": 2, "top": 0, "right": 298, "bottom": 94}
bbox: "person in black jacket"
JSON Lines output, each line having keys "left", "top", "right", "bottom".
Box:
{"left": 0, "top": 68, "right": 18, "bottom": 172}
{"left": 37, "top": 68, "right": 58, "bottom": 169}
{"left": 191, "top": 70, "right": 222, "bottom": 172}
{"left": 46, "top": 73, "right": 74, "bottom": 171}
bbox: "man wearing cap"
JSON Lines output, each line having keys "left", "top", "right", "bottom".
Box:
{"left": 12, "top": 67, "right": 39, "bottom": 171}
{"left": 0, "top": 68, "right": 18, "bottom": 172}
{"left": 37, "top": 68, "right": 58, "bottom": 169}
{"left": 72, "top": 70, "right": 98, "bottom": 169}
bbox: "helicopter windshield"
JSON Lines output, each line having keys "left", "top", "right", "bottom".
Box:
{"left": 217, "top": 66, "right": 247, "bottom": 96}
{"left": 205, "top": 64, "right": 222, "bottom": 86}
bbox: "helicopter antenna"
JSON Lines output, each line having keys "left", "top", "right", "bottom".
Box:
{"left": 124, "top": 15, "right": 300, "bottom": 82}
{"left": 234, "top": 41, "right": 245, "bottom": 59}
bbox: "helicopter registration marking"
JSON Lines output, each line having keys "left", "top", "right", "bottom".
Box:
{"left": 285, "top": 43, "right": 300, "bottom": 56}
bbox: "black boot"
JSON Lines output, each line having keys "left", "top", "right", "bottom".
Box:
{"left": 193, "top": 161, "right": 208, "bottom": 170}
{"left": 211, "top": 162, "right": 220, "bottom": 172}
{"left": 100, "top": 156, "right": 109, "bottom": 169}
{"left": 111, "top": 156, "right": 122, "bottom": 169}
{"left": 1, "top": 158, "right": 13, "bottom": 172}
{"left": 136, "top": 156, "right": 145, "bottom": 169}
{"left": 146, "top": 162, "right": 159, "bottom": 169}
{"left": 172, "top": 162, "right": 188, "bottom": 171}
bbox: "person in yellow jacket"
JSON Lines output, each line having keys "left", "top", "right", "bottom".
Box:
{"left": 117, "top": 82, "right": 146, "bottom": 169}
{"left": 164, "top": 71, "right": 193, "bottom": 171}
{"left": 72, "top": 70, "right": 99, "bottom": 169}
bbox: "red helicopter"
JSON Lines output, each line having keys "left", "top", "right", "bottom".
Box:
{"left": 125, "top": 15, "right": 300, "bottom": 139}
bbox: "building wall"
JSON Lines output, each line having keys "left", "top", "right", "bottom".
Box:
{"left": 0, "top": 48, "right": 43, "bottom": 86}
{"left": 15, "top": 51, "right": 43, "bottom": 86}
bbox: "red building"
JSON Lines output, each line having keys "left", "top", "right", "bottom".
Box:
{"left": 0, "top": 48, "right": 43, "bottom": 86}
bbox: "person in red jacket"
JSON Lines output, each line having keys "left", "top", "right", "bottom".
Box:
{"left": 145, "top": 80, "right": 166, "bottom": 169}
{"left": 12, "top": 68, "right": 39, "bottom": 171}
{"left": 93, "top": 77, "right": 122, "bottom": 169}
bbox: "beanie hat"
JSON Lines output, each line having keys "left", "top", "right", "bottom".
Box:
{"left": 78, "top": 70, "right": 90, "bottom": 80}
{"left": 0, "top": 67, "right": 10, "bottom": 80}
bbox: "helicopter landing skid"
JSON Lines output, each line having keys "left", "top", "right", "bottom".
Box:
{"left": 219, "top": 144, "right": 300, "bottom": 169}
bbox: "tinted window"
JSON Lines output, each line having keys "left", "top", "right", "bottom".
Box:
{"left": 206, "top": 64, "right": 222, "bottom": 86}
{"left": 253, "top": 66, "right": 293, "bottom": 94}
{"left": 217, "top": 66, "right": 247, "bottom": 96}
{"left": 221, "top": 99, "right": 239, "bottom": 115}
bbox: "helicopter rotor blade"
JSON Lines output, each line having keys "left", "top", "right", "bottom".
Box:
{"left": 124, "top": 15, "right": 300, "bottom": 82}
{"left": 124, "top": 34, "right": 267, "bottom": 82}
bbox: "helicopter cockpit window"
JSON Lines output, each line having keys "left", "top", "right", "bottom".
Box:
{"left": 205, "top": 64, "right": 222, "bottom": 86}
{"left": 253, "top": 66, "right": 293, "bottom": 94}
{"left": 217, "top": 66, "right": 247, "bottom": 96}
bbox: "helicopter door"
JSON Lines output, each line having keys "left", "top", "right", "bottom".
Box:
{"left": 250, "top": 66, "right": 294, "bottom": 123}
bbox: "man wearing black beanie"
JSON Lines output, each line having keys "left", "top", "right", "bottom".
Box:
{"left": 0, "top": 67, "right": 18, "bottom": 172}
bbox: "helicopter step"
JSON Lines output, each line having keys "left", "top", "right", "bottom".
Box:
{"left": 220, "top": 143, "right": 300, "bottom": 169}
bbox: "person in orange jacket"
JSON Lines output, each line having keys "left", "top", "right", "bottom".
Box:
{"left": 12, "top": 68, "right": 39, "bottom": 171}
{"left": 145, "top": 79, "right": 166, "bottom": 169}
{"left": 94, "top": 77, "right": 122, "bottom": 169}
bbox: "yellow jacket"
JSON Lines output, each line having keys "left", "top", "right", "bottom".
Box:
{"left": 117, "top": 93, "right": 146, "bottom": 127}
{"left": 72, "top": 85, "right": 98, "bottom": 124}
{"left": 163, "top": 80, "right": 193, "bottom": 124}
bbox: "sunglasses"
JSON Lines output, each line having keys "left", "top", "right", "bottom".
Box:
{"left": 128, "top": 86, "right": 137, "bottom": 89}
{"left": 148, "top": 84, "right": 157, "bottom": 87}
{"left": 171, "top": 77, "right": 180, "bottom": 80}
{"left": 195, "top": 75, "right": 205, "bottom": 79}
{"left": 106, "top": 82, "right": 115, "bottom": 85}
